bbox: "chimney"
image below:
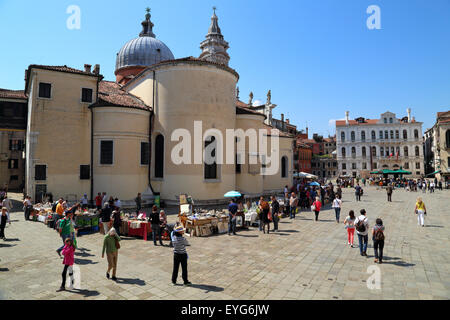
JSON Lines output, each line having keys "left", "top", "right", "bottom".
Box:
{"left": 84, "top": 64, "right": 92, "bottom": 73}
{"left": 93, "top": 64, "right": 100, "bottom": 75}
{"left": 345, "top": 111, "right": 350, "bottom": 125}
{"left": 306, "top": 127, "right": 309, "bottom": 138}
{"left": 407, "top": 108, "right": 412, "bottom": 123}
{"left": 281, "top": 114, "right": 284, "bottom": 123}
{"left": 286, "top": 119, "right": 290, "bottom": 124}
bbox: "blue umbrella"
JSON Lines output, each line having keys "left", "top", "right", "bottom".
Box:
{"left": 307, "top": 182, "right": 320, "bottom": 187}
{"left": 224, "top": 191, "right": 242, "bottom": 198}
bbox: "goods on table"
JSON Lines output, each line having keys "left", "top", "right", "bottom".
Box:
{"left": 179, "top": 209, "right": 229, "bottom": 237}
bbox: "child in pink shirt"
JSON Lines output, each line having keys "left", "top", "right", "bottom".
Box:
{"left": 57, "top": 238, "right": 75, "bottom": 291}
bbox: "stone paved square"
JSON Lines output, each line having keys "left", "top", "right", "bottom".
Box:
{"left": 0, "top": 186, "right": 449, "bottom": 300}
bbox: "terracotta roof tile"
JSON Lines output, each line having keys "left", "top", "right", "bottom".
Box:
{"left": 263, "top": 124, "right": 293, "bottom": 138}
{"left": 91, "top": 81, "right": 151, "bottom": 111}
{"left": 0, "top": 89, "right": 27, "bottom": 100}
{"left": 335, "top": 119, "right": 379, "bottom": 126}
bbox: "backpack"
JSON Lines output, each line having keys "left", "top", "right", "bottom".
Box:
{"left": 374, "top": 228, "right": 385, "bottom": 241}
{"left": 355, "top": 217, "right": 366, "bottom": 233}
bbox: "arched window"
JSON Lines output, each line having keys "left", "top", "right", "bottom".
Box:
{"left": 155, "top": 134, "right": 164, "bottom": 178}
{"left": 396, "top": 146, "right": 400, "bottom": 157}
{"left": 403, "top": 130, "right": 408, "bottom": 140}
{"left": 395, "top": 130, "right": 399, "bottom": 139}
{"left": 415, "top": 146, "right": 420, "bottom": 157}
{"left": 447, "top": 130, "right": 450, "bottom": 148}
{"left": 414, "top": 129, "right": 419, "bottom": 139}
{"left": 404, "top": 146, "right": 409, "bottom": 157}
{"left": 362, "top": 146, "right": 367, "bottom": 157}
{"left": 380, "top": 147, "right": 384, "bottom": 157}
{"left": 371, "top": 131, "right": 376, "bottom": 141}
{"left": 351, "top": 147, "right": 356, "bottom": 155}
{"left": 204, "top": 136, "right": 217, "bottom": 180}
{"left": 341, "top": 147, "right": 346, "bottom": 158}
{"left": 281, "top": 156, "right": 288, "bottom": 178}
{"left": 379, "top": 131, "right": 383, "bottom": 139}
{"left": 390, "top": 130, "right": 394, "bottom": 139}
{"left": 389, "top": 118, "right": 393, "bottom": 123}
{"left": 341, "top": 131, "right": 345, "bottom": 142}
{"left": 351, "top": 131, "right": 355, "bottom": 142}
{"left": 384, "top": 131, "right": 389, "bottom": 139}
{"left": 372, "top": 146, "right": 377, "bottom": 157}
{"left": 361, "top": 131, "right": 366, "bottom": 141}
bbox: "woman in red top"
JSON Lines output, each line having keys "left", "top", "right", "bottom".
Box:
{"left": 312, "top": 196, "right": 322, "bottom": 221}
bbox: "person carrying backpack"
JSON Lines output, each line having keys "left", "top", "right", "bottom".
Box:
{"left": 56, "top": 212, "right": 74, "bottom": 258}
{"left": 372, "top": 218, "right": 385, "bottom": 264}
{"left": 355, "top": 209, "right": 369, "bottom": 256}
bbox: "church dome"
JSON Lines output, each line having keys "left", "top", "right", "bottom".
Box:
{"left": 115, "top": 9, "right": 174, "bottom": 73}
{"left": 115, "top": 37, "right": 174, "bottom": 71}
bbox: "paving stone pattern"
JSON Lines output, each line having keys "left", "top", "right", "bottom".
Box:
{"left": 0, "top": 187, "right": 449, "bottom": 300}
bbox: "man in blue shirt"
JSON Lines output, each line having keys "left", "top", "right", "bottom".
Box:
{"left": 228, "top": 199, "right": 238, "bottom": 236}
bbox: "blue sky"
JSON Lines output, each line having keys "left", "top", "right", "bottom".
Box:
{"left": 0, "top": 0, "right": 449, "bottom": 136}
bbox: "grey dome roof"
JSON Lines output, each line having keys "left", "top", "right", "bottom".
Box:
{"left": 115, "top": 9, "right": 174, "bottom": 72}
{"left": 115, "top": 37, "right": 174, "bottom": 71}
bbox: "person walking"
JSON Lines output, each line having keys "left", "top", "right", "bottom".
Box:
{"left": 415, "top": 197, "right": 427, "bottom": 227}
{"left": 56, "top": 212, "right": 74, "bottom": 257}
{"left": 23, "top": 196, "right": 32, "bottom": 221}
{"left": 343, "top": 210, "right": 356, "bottom": 247}
{"left": 100, "top": 203, "right": 112, "bottom": 234}
{"left": 271, "top": 196, "right": 280, "bottom": 232}
{"left": 2, "top": 196, "right": 12, "bottom": 212}
{"left": 171, "top": 225, "right": 191, "bottom": 286}
{"left": 312, "top": 196, "right": 322, "bottom": 221}
{"left": 336, "top": 186, "right": 342, "bottom": 200}
{"left": 332, "top": 195, "right": 342, "bottom": 223}
{"left": 289, "top": 192, "right": 298, "bottom": 219}
{"left": 0, "top": 207, "right": 11, "bottom": 240}
{"left": 355, "top": 209, "right": 369, "bottom": 256}
{"left": 135, "top": 193, "right": 142, "bottom": 214}
{"left": 372, "top": 218, "right": 385, "bottom": 264}
{"left": 387, "top": 184, "right": 393, "bottom": 202}
{"left": 102, "top": 227, "right": 121, "bottom": 281}
{"left": 355, "top": 184, "right": 362, "bottom": 202}
{"left": 150, "top": 205, "right": 163, "bottom": 246}
{"left": 56, "top": 238, "right": 76, "bottom": 292}
{"left": 111, "top": 210, "right": 122, "bottom": 236}
{"left": 259, "top": 197, "right": 271, "bottom": 234}
{"left": 228, "top": 199, "right": 238, "bottom": 236}
{"left": 101, "top": 192, "right": 108, "bottom": 208}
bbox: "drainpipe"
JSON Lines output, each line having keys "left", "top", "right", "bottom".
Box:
{"left": 90, "top": 76, "right": 100, "bottom": 206}
{"left": 147, "top": 70, "right": 156, "bottom": 194}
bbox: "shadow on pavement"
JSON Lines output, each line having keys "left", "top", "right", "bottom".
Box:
{"left": 69, "top": 288, "right": 100, "bottom": 297}
{"left": 114, "top": 277, "right": 146, "bottom": 286}
{"left": 234, "top": 234, "right": 258, "bottom": 238}
{"left": 0, "top": 268, "right": 9, "bottom": 272}
{"left": 0, "top": 243, "right": 16, "bottom": 248}
{"left": 424, "top": 225, "right": 444, "bottom": 228}
{"left": 75, "top": 251, "right": 95, "bottom": 257}
{"left": 75, "top": 258, "right": 98, "bottom": 265}
{"left": 280, "top": 230, "right": 299, "bottom": 233}
{"left": 4, "top": 238, "right": 20, "bottom": 242}
{"left": 189, "top": 284, "right": 224, "bottom": 293}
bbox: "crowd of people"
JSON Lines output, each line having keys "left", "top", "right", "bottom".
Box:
{"left": 2, "top": 179, "right": 435, "bottom": 292}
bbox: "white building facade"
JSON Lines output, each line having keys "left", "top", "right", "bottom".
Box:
{"left": 336, "top": 110, "right": 424, "bottom": 178}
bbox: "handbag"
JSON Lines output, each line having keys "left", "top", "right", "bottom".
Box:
{"left": 115, "top": 238, "right": 120, "bottom": 249}
{"left": 267, "top": 210, "right": 272, "bottom": 222}
{"left": 311, "top": 204, "right": 316, "bottom": 211}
